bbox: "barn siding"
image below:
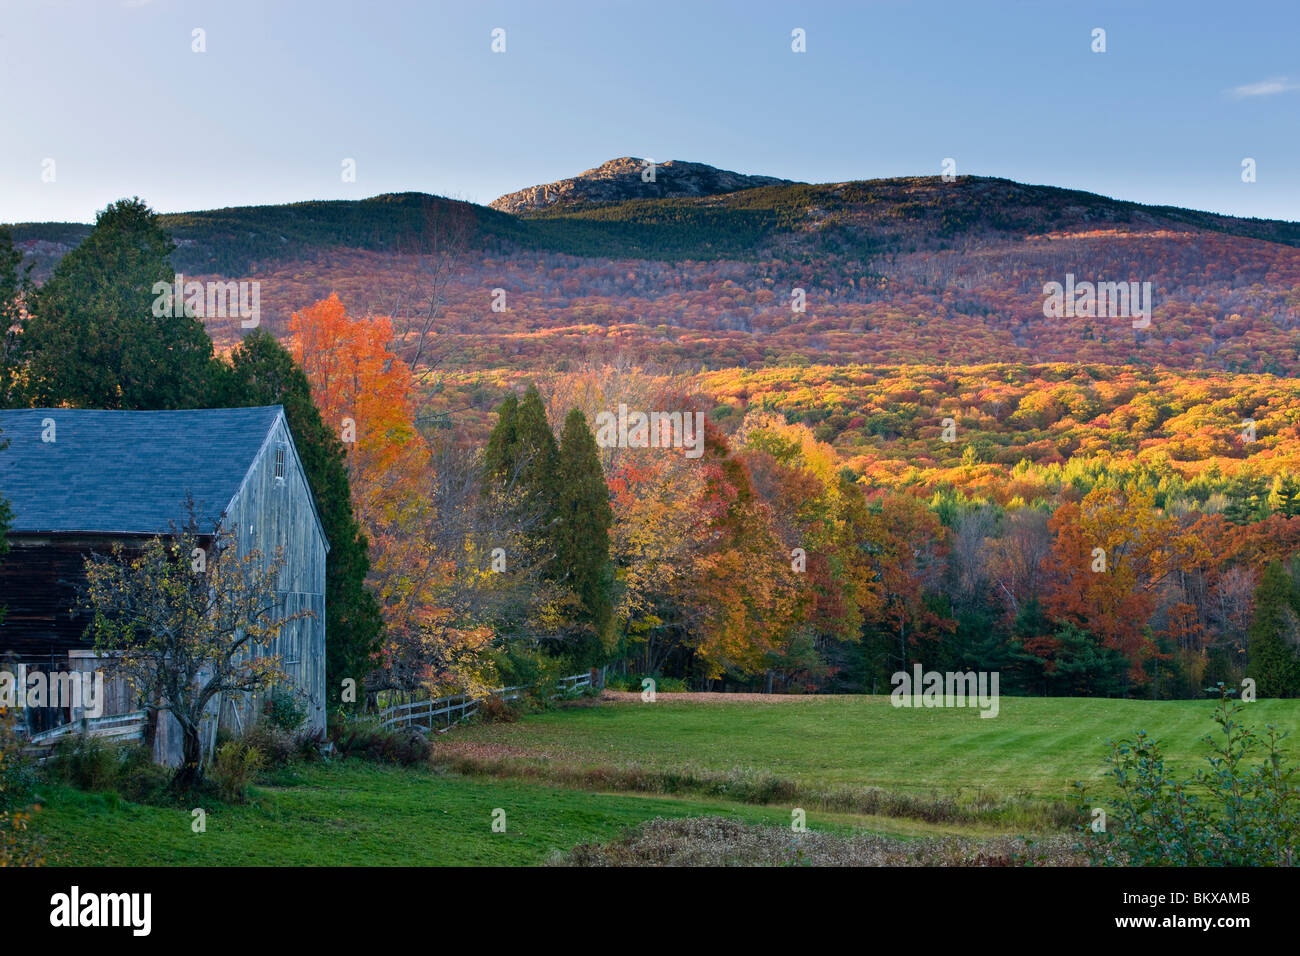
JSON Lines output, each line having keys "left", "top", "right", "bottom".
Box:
{"left": 222, "top": 414, "right": 328, "bottom": 734}
{"left": 0, "top": 537, "right": 113, "bottom": 657}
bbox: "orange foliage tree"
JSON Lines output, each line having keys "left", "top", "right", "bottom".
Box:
{"left": 289, "top": 294, "right": 493, "bottom": 694}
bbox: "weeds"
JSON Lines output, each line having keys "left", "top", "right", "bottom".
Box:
{"left": 553, "top": 816, "right": 1088, "bottom": 867}
{"left": 435, "top": 750, "right": 1075, "bottom": 829}
{"left": 210, "top": 742, "right": 265, "bottom": 803}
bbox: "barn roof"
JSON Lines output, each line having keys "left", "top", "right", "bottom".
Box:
{"left": 0, "top": 406, "right": 286, "bottom": 535}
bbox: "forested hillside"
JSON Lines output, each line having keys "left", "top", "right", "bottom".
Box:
{"left": 9, "top": 169, "right": 1300, "bottom": 374}
{"left": 6, "top": 165, "right": 1300, "bottom": 701}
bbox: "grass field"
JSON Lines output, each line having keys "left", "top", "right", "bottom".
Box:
{"left": 28, "top": 692, "right": 1300, "bottom": 865}
{"left": 33, "top": 761, "right": 844, "bottom": 866}
{"left": 444, "top": 693, "right": 1300, "bottom": 798}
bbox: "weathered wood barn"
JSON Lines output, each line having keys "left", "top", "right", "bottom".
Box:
{"left": 0, "top": 406, "right": 328, "bottom": 763}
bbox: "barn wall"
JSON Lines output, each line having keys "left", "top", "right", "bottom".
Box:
{"left": 0, "top": 536, "right": 124, "bottom": 658}
{"left": 223, "top": 414, "right": 328, "bottom": 733}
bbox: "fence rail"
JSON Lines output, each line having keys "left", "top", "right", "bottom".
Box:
{"left": 556, "top": 672, "right": 594, "bottom": 693}
{"left": 21, "top": 710, "right": 148, "bottom": 756}
{"left": 377, "top": 670, "right": 601, "bottom": 732}
{"left": 17, "top": 670, "right": 605, "bottom": 749}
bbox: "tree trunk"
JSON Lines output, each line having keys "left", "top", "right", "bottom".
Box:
{"left": 173, "top": 719, "right": 204, "bottom": 790}
{"left": 143, "top": 706, "right": 159, "bottom": 753}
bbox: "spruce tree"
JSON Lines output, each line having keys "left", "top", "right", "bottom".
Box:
{"left": 23, "top": 198, "right": 220, "bottom": 409}
{"left": 1247, "top": 562, "right": 1300, "bottom": 697}
{"left": 552, "top": 407, "right": 615, "bottom": 661}
{"left": 483, "top": 394, "right": 520, "bottom": 487}
{"left": 484, "top": 386, "right": 558, "bottom": 521}
{"left": 515, "top": 386, "right": 559, "bottom": 512}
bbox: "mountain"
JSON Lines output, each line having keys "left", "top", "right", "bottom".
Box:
{"left": 11, "top": 168, "right": 1300, "bottom": 273}
{"left": 7, "top": 164, "right": 1300, "bottom": 376}
{"left": 489, "top": 157, "right": 795, "bottom": 215}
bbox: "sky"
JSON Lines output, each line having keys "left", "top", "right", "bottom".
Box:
{"left": 3, "top": 0, "right": 1298, "bottom": 224}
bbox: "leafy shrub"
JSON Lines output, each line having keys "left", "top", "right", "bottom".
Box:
{"left": 605, "top": 673, "right": 635, "bottom": 692}
{"left": 0, "top": 707, "right": 42, "bottom": 866}
{"left": 0, "top": 711, "right": 37, "bottom": 812}
{"left": 47, "top": 733, "right": 170, "bottom": 803}
{"left": 607, "top": 673, "right": 688, "bottom": 694}
{"left": 328, "top": 715, "right": 431, "bottom": 766}
{"left": 263, "top": 689, "right": 308, "bottom": 734}
{"left": 474, "top": 694, "right": 520, "bottom": 724}
{"left": 296, "top": 727, "right": 327, "bottom": 761}
{"left": 490, "top": 646, "right": 567, "bottom": 695}
{"left": 50, "top": 732, "right": 118, "bottom": 792}
{"left": 113, "top": 741, "right": 171, "bottom": 802}
{"left": 242, "top": 723, "right": 297, "bottom": 768}
{"left": 210, "top": 742, "right": 265, "bottom": 803}
{"left": 1077, "top": 685, "right": 1300, "bottom": 865}
{"left": 0, "top": 807, "right": 42, "bottom": 866}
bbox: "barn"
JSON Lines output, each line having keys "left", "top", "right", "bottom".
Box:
{"left": 0, "top": 405, "right": 328, "bottom": 763}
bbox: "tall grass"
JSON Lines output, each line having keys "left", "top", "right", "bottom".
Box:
{"left": 435, "top": 751, "right": 1077, "bottom": 829}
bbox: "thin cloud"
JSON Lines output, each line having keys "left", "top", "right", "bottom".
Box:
{"left": 1228, "top": 77, "right": 1299, "bottom": 98}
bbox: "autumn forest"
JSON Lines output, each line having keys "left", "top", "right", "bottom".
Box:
{"left": 6, "top": 167, "right": 1300, "bottom": 705}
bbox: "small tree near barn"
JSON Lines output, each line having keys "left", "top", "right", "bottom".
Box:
{"left": 82, "top": 516, "right": 309, "bottom": 789}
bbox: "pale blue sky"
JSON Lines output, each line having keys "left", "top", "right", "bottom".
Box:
{"left": 3, "top": 0, "right": 1298, "bottom": 223}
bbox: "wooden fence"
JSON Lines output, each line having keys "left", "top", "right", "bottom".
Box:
{"left": 377, "top": 669, "right": 603, "bottom": 732}
{"left": 19, "top": 669, "right": 606, "bottom": 753}
{"left": 21, "top": 710, "right": 148, "bottom": 757}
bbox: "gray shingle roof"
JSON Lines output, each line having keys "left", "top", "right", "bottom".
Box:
{"left": 0, "top": 406, "right": 283, "bottom": 535}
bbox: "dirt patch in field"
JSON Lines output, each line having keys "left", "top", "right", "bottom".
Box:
{"left": 600, "top": 690, "right": 836, "bottom": 704}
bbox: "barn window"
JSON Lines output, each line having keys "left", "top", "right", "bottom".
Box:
{"left": 274, "top": 445, "right": 286, "bottom": 482}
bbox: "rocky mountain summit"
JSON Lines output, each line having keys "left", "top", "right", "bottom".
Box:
{"left": 489, "top": 157, "right": 795, "bottom": 214}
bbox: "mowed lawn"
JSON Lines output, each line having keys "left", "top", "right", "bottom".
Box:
{"left": 447, "top": 693, "right": 1300, "bottom": 798}
{"left": 32, "top": 694, "right": 1300, "bottom": 865}
{"left": 34, "top": 761, "right": 840, "bottom": 866}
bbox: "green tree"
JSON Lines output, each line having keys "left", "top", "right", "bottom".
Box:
{"left": 0, "top": 227, "right": 27, "bottom": 408}
{"left": 484, "top": 385, "right": 560, "bottom": 550}
{"left": 483, "top": 394, "right": 520, "bottom": 486}
{"left": 1224, "top": 475, "right": 1268, "bottom": 525}
{"left": 1268, "top": 473, "right": 1300, "bottom": 518}
{"left": 484, "top": 390, "right": 617, "bottom": 663}
{"left": 1248, "top": 562, "right": 1300, "bottom": 697}
{"left": 0, "top": 432, "right": 9, "bottom": 627}
{"left": 23, "top": 198, "right": 219, "bottom": 409}
{"left": 215, "top": 330, "right": 383, "bottom": 705}
{"left": 552, "top": 407, "right": 615, "bottom": 661}
{"left": 487, "top": 386, "right": 558, "bottom": 511}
